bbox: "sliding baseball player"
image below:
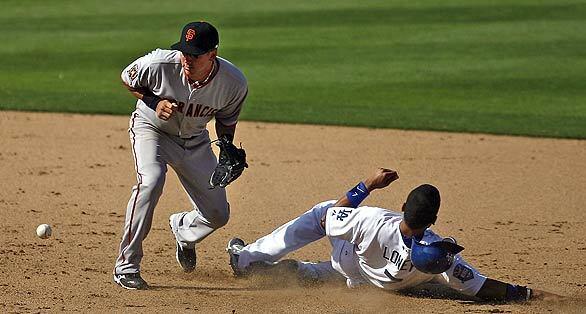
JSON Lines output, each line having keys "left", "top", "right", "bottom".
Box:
{"left": 227, "top": 168, "right": 563, "bottom": 302}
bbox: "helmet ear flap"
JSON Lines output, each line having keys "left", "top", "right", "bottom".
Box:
{"left": 410, "top": 239, "right": 465, "bottom": 274}
{"left": 429, "top": 240, "right": 464, "bottom": 254}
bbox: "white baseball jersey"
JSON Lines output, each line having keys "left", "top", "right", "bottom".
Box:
{"left": 325, "top": 206, "right": 487, "bottom": 295}
{"left": 237, "top": 200, "right": 488, "bottom": 296}
{"left": 121, "top": 49, "right": 247, "bottom": 138}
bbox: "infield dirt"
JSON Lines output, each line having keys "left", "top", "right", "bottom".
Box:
{"left": 0, "top": 111, "right": 585, "bottom": 313}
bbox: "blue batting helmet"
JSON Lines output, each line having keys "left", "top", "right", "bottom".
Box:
{"left": 410, "top": 238, "right": 464, "bottom": 274}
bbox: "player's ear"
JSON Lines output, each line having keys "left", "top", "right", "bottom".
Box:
{"left": 209, "top": 49, "right": 218, "bottom": 60}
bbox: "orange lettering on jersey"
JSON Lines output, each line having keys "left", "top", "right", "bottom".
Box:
{"left": 194, "top": 104, "right": 203, "bottom": 116}
{"left": 182, "top": 103, "right": 217, "bottom": 117}
{"left": 185, "top": 103, "right": 194, "bottom": 117}
{"left": 200, "top": 106, "right": 210, "bottom": 116}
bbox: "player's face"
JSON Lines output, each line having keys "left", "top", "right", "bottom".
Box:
{"left": 181, "top": 50, "right": 217, "bottom": 79}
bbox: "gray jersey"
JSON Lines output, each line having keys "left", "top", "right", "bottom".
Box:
{"left": 114, "top": 49, "right": 247, "bottom": 276}
{"left": 121, "top": 49, "right": 247, "bottom": 138}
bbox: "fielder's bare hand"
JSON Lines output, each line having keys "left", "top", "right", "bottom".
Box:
{"left": 364, "top": 168, "right": 399, "bottom": 191}
{"left": 156, "top": 100, "right": 177, "bottom": 120}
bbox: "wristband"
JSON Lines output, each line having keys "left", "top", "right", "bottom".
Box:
{"left": 346, "top": 181, "right": 370, "bottom": 208}
{"left": 142, "top": 93, "right": 162, "bottom": 111}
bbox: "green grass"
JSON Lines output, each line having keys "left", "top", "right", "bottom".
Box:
{"left": 1, "top": 0, "right": 585, "bottom": 138}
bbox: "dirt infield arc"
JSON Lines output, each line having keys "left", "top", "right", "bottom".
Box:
{"left": 0, "top": 111, "right": 584, "bottom": 313}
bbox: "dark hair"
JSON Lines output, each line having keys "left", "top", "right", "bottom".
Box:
{"left": 403, "top": 184, "right": 440, "bottom": 229}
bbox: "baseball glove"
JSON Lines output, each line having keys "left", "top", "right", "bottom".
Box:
{"left": 209, "top": 134, "right": 248, "bottom": 188}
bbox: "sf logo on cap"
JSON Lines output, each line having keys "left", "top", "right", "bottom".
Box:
{"left": 185, "top": 29, "right": 196, "bottom": 41}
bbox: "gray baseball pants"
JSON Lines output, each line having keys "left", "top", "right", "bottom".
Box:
{"left": 114, "top": 113, "right": 229, "bottom": 275}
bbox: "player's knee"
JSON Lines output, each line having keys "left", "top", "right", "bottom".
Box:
{"left": 208, "top": 203, "right": 230, "bottom": 229}
{"left": 212, "top": 215, "right": 229, "bottom": 229}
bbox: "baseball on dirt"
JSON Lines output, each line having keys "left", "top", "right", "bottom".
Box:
{"left": 36, "top": 224, "right": 52, "bottom": 239}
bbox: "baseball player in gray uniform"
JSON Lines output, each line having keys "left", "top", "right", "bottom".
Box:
{"left": 227, "top": 168, "right": 562, "bottom": 302}
{"left": 113, "top": 21, "right": 248, "bottom": 290}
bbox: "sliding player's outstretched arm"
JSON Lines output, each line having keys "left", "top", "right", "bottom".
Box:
{"left": 475, "top": 278, "right": 565, "bottom": 302}
{"left": 320, "top": 168, "right": 399, "bottom": 229}
{"left": 334, "top": 168, "right": 399, "bottom": 208}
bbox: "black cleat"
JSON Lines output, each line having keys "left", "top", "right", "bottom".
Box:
{"left": 226, "top": 237, "right": 246, "bottom": 277}
{"left": 175, "top": 241, "right": 197, "bottom": 273}
{"left": 113, "top": 273, "right": 149, "bottom": 290}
